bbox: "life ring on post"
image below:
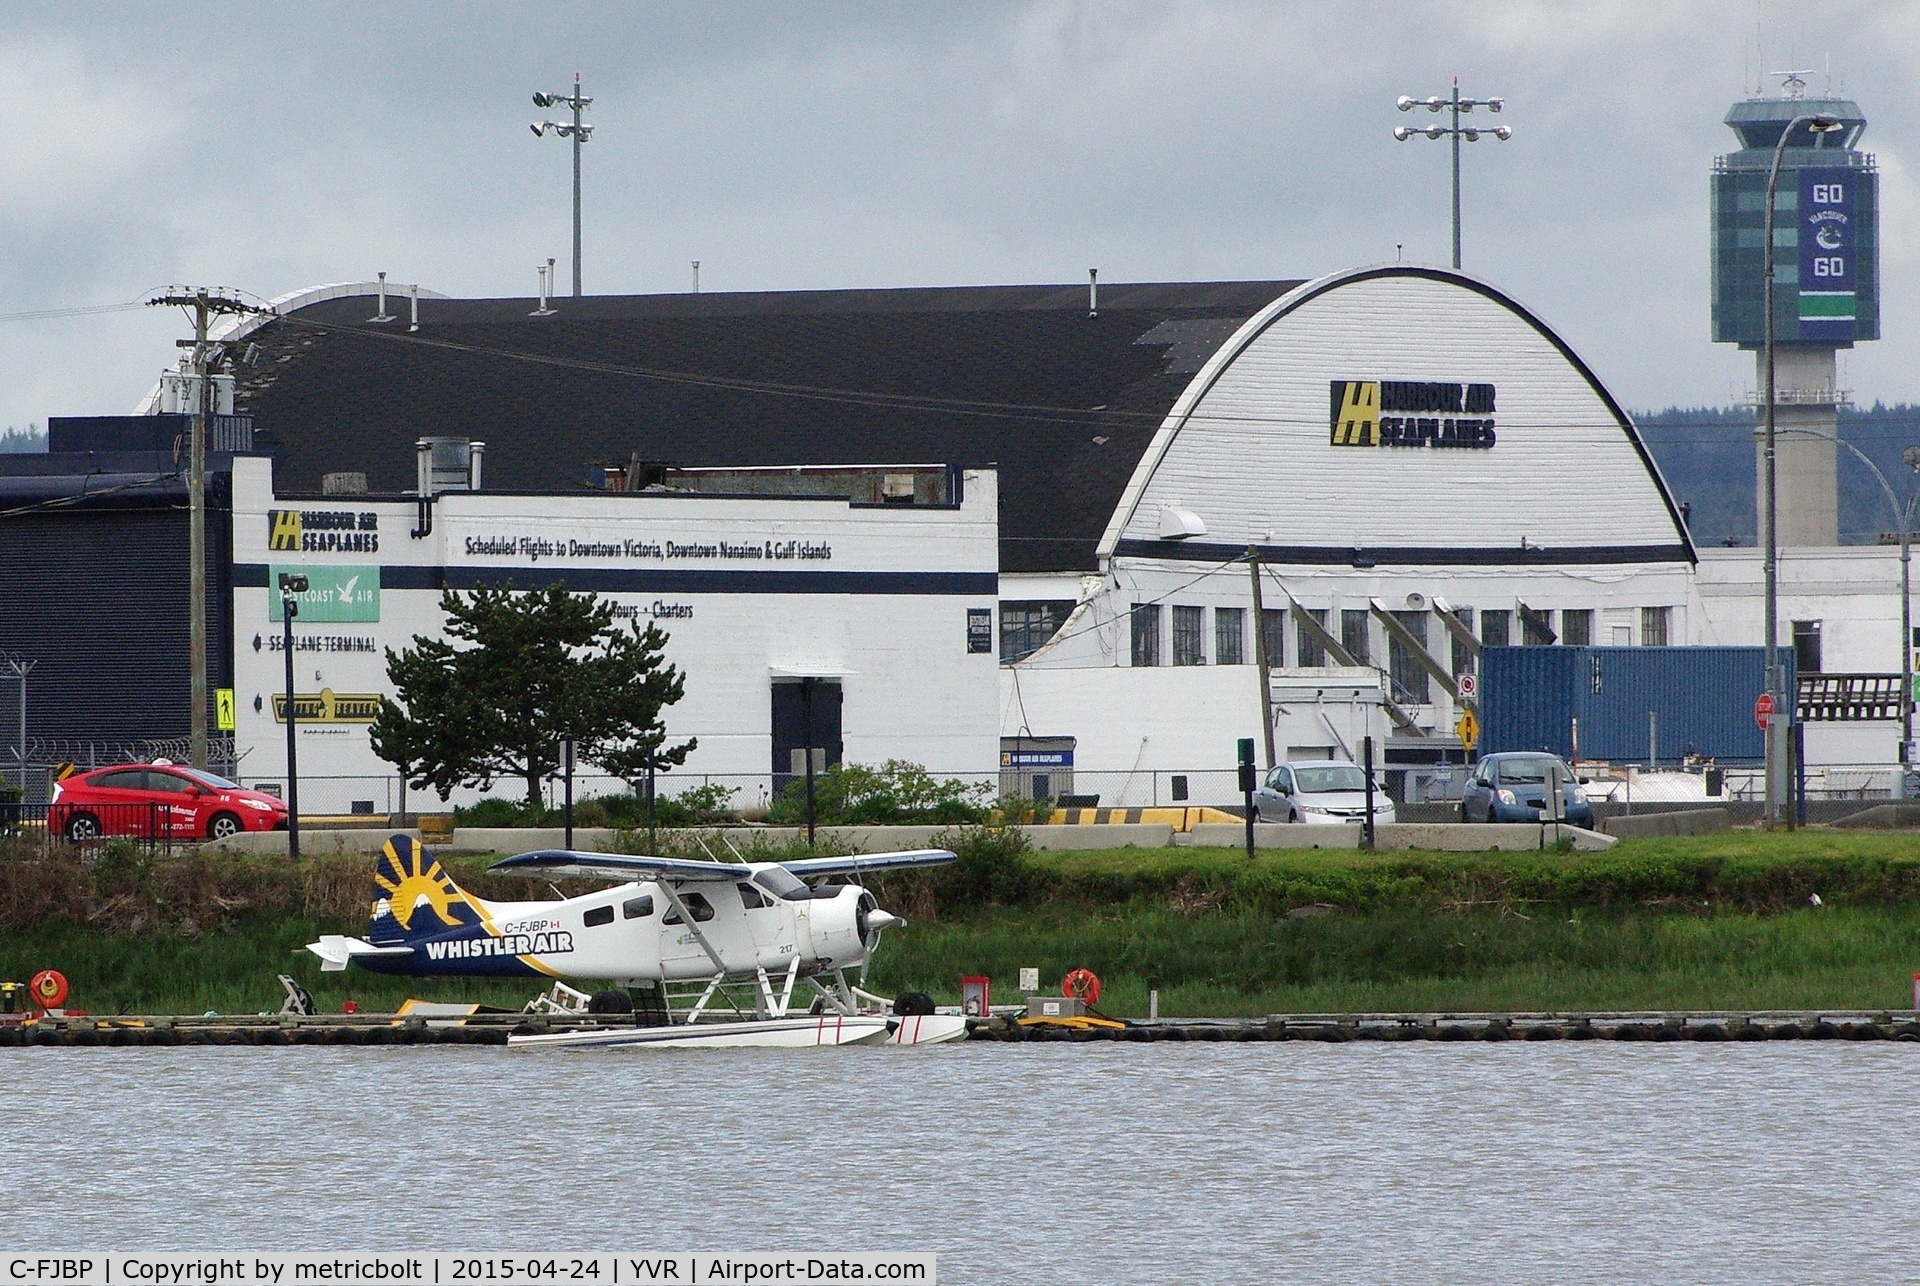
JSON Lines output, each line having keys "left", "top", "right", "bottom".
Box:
{"left": 1062, "top": 968, "right": 1101, "bottom": 1006}
{"left": 30, "top": 969, "right": 69, "bottom": 1010}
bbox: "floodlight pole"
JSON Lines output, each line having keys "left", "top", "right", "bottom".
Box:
{"left": 1, "top": 654, "right": 33, "bottom": 794}
{"left": 1394, "top": 78, "right": 1509, "bottom": 269}
{"left": 532, "top": 75, "right": 593, "bottom": 297}
{"left": 571, "top": 76, "right": 584, "bottom": 297}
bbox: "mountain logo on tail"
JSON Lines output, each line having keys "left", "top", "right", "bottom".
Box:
{"left": 372, "top": 835, "right": 483, "bottom": 935}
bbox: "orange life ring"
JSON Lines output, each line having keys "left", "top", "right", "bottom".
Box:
{"left": 31, "top": 969, "right": 69, "bottom": 1009}
{"left": 1062, "top": 968, "right": 1101, "bottom": 1006}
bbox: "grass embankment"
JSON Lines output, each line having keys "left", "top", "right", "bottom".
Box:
{"left": 5, "top": 831, "right": 1920, "bottom": 1017}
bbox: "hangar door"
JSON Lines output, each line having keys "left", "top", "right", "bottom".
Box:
{"left": 771, "top": 677, "right": 843, "bottom": 794}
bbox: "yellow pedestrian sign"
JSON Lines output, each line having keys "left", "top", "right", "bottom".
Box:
{"left": 216, "top": 688, "right": 236, "bottom": 732}
{"left": 1455, "top": 708, "right": 1480, "bottom": 751}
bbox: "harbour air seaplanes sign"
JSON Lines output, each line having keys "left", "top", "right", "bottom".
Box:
{"left": 1330, "top": 380, "right": 1498, "bottom": 450}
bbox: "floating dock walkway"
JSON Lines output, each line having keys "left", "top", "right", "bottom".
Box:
{"left": 5, "top": 1010, "right": 1920, "bottom": 1047}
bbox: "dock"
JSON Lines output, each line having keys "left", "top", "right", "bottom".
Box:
{"left": 4, "top": 1010, "right": 1920, "bottom": 1046}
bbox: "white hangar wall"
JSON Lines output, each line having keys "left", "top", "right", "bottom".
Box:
{"left": 1002, "top": 267, "right": 1702, "bottom": 803}
{"left": 228, "top": 457, "right": 1000, "bottom": 813}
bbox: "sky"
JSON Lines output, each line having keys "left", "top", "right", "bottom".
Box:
{"left": 2, "top": 1, "right": 1917, "bottom": 437}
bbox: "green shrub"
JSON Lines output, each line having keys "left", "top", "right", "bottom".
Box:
{"left": 766, "top": 760, "right": 990, "bottom": 826}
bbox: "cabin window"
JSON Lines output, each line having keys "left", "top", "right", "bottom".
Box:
{"left": 622, "top": 895, "right": 654, "bottom": 919}
{"left": 737, "top": 881, "right": 770, "bottom": 909}
{"left": 752, "top": 866, "right": 814, "bottom": 901}
{"left": 662, "top": 892, "right": 715, "bottom": 925}
{"left": 582, "top": 905, "right": 615, "bottom": 928}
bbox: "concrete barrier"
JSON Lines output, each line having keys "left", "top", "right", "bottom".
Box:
{"left": 1598, "top": 808, "right": 1733, "bottom": 839}
{"left": 1021, "top": 823, "right": 1176, "bottom": 850}
{"left": 204, "top": 828, "right": 415, "bottom": 857}
{"left": 1182, "top": 822, "right": 1359, "bottom": 849}
{"left": 1178, "top": 822, "right": 1613, "bottom": 852}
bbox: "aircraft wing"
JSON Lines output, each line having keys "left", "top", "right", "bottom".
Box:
{"left": 779, "top": 849, "right": 957, "bottom": 878}
{"left": 488, "top": 850, "right": 751, "bottom": 883}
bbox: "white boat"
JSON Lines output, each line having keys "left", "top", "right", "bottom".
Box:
{"left": 883, "top": 1013, "right": 972, "bottom": 1046}
{"left": 509, "top": 1013, "right": 892, "bottom": 1050}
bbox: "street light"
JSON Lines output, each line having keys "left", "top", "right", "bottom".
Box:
{"left": 279, "top": 572, "right": 307, "bottom": 861}
{"left": 1761, "top": 111, "right": 1843, "bottom": 827}
{"left": 531, "top": 74, "right": 594, "bottom": 298}
{"left": 1394, "top": 79, "right": 1511, "bottom": 269}
{"left": 1775, "top": 427, "right": 1920, "bottom": 797}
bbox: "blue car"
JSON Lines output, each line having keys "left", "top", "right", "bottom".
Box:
{"left": 1460, "top": 752, "right": 1595, "bottom": 826}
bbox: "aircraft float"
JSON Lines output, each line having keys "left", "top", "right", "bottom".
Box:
{"left": 307, "top": 834, "right": 968, "bottom": 1047}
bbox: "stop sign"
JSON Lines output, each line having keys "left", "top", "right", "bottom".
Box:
{"left": 1755, "top": 692, "right": 1775, "bottom": 730}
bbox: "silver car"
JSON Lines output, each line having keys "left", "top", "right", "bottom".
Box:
{"left": 1254, "top": 760, "right": 1396, "bottom": 825}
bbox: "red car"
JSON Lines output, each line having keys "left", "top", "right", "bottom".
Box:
{"left": 51, "top": 762, "right": 290, "bottom": 842}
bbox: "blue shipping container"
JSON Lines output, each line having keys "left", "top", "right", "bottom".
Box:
{"left": 1479, "top": 646, "right": 1795, "bottom": 764}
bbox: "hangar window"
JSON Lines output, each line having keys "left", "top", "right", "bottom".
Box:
{"left": 1215, "top": 607, "right": 1245, "bottom": 665}
{"left": 1172, "top": 606, "right": 1206, "bottom": 666}
{"left": 1481, "top": 610, "right": 1511, "bottom": 649}
{"left": 1001, "top": 601, "right": 1073, "bottom": 663}
{"left": 1561, "top": 610, "right": 1593, "bottom": 647}
{"left": 1388, "top": 611, "right": 1431, "bottom": 705}
{"left": 582, "top": 905, "right": 615, "bottom": 928}
{"left": 1641, "top": 606, "right": 1671, "bottom": 647}
{"left": 1296, "top": 609, "right": 1327, "bottom": 667}
{"left": 1521, "top": 607, "right": 1556, "bottom": 647}
{"left": 622, "top": 896, "right": 655, "bottom": 919}
{"left": 1130, "top": 604, "right": 1162, "bottom": 667}
{"left": 1793, "top": 620, "right": 1823, "bottom": 674}
{"left": 1263, "top": 608, "right": 1288, "bottom": 668}
{"left": 1341, "top": 610, "right": 1371, "bottom": 665}
{"left": 1450, "top": 607, "right": 1476, "bottom": 678}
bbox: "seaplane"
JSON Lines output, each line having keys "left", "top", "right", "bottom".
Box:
{"left": 306, "top": 834, "right": 970, "bottom": 1048}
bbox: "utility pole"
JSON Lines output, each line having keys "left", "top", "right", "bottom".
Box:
{"left": 532, "top": 75, "right": 594, "bottom": 297}
{"left": 1247, "top": 547, "right": 1277, "bottom": 770}
{"left": 146, "top": 288, "right": 262, "bottom": 770}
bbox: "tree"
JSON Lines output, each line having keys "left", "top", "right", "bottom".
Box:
{"left": 370, "top": 582, "right": 695, "bottom": 807}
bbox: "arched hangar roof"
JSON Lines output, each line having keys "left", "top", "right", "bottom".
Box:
{"left": 1101, "top": 264, "right": 1695, "bottom": 568}
{"left": 225, "top": 280, "right": 1303, "bottom": 574}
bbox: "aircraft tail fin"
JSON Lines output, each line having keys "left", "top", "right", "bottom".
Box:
{"left": 368, "top": 833, "right": 488, "bottom": 944}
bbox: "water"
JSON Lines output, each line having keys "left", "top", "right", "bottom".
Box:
{"left": 5, "top": 1043, "right": 1918, "bottom": 1283}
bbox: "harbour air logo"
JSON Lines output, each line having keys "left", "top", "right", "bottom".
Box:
{"left": 1330, "top": 381, "right": 1498, "bottom": 450}
{"left": 267, "top": 508, "right": 381, "bottom": 553}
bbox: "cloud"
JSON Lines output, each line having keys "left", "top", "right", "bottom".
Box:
{"left": 0, "top": 2, "right": 1914, "bottom": 432}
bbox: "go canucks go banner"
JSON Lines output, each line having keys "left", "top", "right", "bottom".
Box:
{"left": 1797, "top": 167, "right": 1856, "bottom": 341}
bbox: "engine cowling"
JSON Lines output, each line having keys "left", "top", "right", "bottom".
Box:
{"left": 804, "top": 884, "right": 900, "bottom": 971}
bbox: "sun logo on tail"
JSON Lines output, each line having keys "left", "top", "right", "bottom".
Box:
{"left": 374, "top": 835, "right": 475, "bottom": 929}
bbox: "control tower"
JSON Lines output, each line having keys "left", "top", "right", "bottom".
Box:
{"left": 1712, "top": 74, "right": 1878, "bottom": 546}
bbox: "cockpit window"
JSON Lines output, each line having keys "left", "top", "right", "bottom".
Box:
{"left": 622, "top": 895, "right": 654, "bottom": 919}
{"left": 752, "top": 866, "right": 813, "bottom": 901}
{"left": 661, "top": 892, "right": 715, "bottom": 925}
{"left": 736, "top": 881, "right": 770, "bottom": 909}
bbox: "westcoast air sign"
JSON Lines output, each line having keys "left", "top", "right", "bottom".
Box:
{"left": 268, "top": 509, "right": 381, "bottom": 553}
{"left": 1330, "top": 380, "right": 1497, "bottom": 450}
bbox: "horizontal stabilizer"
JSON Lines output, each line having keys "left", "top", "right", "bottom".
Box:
{"left": 780, "top": 849, "right": 957, "bottom": 879}
{"left": 307, "top": 934, "right": 415, "bottom": 972}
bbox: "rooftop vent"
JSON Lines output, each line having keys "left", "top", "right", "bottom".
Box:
{"left": 415, "top": 437, "right": 484, "bottom": 496}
